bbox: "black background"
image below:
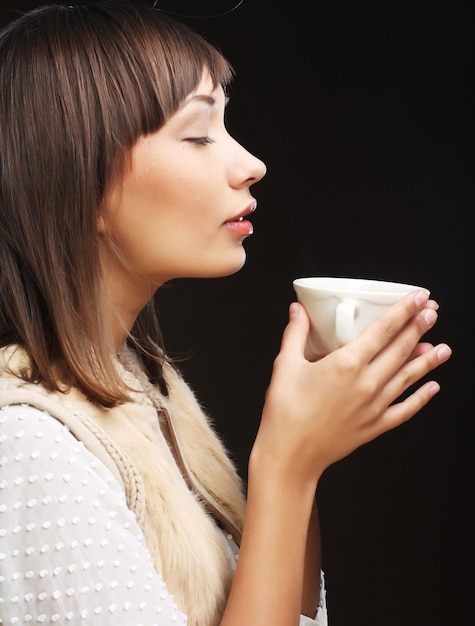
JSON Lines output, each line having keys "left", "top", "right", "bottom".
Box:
{"left": 1, "top": 1, "right": 473, "bottom": 624}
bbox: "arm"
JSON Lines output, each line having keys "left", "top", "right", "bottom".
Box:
{"left": 220, "top": 290, "right": 451, "bottom": 626}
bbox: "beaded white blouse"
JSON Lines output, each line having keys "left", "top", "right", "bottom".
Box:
{"left": 0, "top": 404, "right": 327, "bottom": 625}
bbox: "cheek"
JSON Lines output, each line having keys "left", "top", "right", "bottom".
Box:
{"left": 156, "top": 180, "right": 222, "bottom": 234}
{"left": 103, "top": 146, "right": 226, "bottom": 253}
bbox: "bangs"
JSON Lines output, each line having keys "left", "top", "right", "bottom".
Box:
{"left": 0, "top": 1, "right": 234, "bottom": 196}
{"left": 78, "top": 0, "right": 234, "bottom": 141}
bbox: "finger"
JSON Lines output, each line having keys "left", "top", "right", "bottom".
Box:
{"left": 409, "top": 342, "right": 434, "bottom": 360}
{"left": 278, "top": 302, "right": 310, "bottom": 358}
{"left": 365, "top": 305, "right": 439, "bottom": 390}
{"left": 363, "top": 341, "right": 451, "bottom": 424}
{"left": 370, "top": 378, "right": 443, "bottom": 438}
{"left": 380, "top": 342, "right": 452, "bottom": 407}
{"left": 352, "top": 289, "right": 432, "bottom": 363}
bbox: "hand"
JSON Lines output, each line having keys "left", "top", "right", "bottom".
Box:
{"left": 252, "top": 290, "right": 452, "bottom": 485}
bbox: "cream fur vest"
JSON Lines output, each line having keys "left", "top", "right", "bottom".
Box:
{"left": 0, "top": 344, "right": 246, "bottom": 626}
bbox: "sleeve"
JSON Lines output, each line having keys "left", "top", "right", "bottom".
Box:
{"left": 0, "top": 404, "right": 187, "bottom": 626}
{"left": 299, "top": 571, "right": 328, "bottom": 626}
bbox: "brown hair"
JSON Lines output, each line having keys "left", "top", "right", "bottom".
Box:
{"left": 0, "top": 0, "right": 233, "bottom": 406}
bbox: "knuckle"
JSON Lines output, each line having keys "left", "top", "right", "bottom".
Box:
{"left": 397, "top": 364, "right": 414, "bottom": 390}
{"left": 397, "top": 340, "right": 415, "bottom": 362}
{"left": 378, "top": 316, "right": 398, "bottom": 339}
{"left": 335, "top": 347, "right": 362, "bottom": 374}
{"left": 359, "top": 376, "right": 379, "bottom": 401}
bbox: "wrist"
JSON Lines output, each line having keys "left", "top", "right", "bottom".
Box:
{"left": 248, "top": 432, "right": 324, "bottom": 496}
{"left": 247, "top": 451, "right": 319, "bottom": 513}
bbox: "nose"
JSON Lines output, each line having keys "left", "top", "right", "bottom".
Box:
{"left": 229, "top": 137, "right": 267, "bottom": 188}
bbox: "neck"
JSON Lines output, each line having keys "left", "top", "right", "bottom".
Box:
{"left": 103, "top": 274, "right": 162, "bottom": 351}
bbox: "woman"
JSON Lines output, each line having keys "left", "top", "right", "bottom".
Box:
{"left": 0, "top": 1, "right": 451, "bottom": 625}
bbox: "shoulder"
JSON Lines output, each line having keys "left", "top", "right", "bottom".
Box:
{"left": 0, "top": 403, "right": 121, "bottom": 489}
{"left": 0, "top": 403, "right": 69, "bottom": 441}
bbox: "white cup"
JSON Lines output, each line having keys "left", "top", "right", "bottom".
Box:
{"left": 293, "top": 276, "right": 430, "bottom": 358}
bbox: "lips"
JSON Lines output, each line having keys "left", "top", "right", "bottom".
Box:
{"left": 225, "top": 200, "right": 257, "bottom": 224}
{"left": 223, "top": 200, "right": 257, "bottom": 238}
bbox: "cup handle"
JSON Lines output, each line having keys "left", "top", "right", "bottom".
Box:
{"left": 335, "top": 298, "right": 358, "bottom": 346}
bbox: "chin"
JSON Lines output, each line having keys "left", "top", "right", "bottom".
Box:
{"left": 220, "top": 250, "right": 247, "bottom": 276}
{"left": 202, "top": 251, "right": 247, "bottom": 279}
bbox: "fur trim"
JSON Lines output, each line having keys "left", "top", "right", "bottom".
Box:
{"left": 0, "top": 344, "right": 246, "bottom": 626}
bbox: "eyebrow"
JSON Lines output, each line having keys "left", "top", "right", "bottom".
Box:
{"left": 182, "top": 93, "right": 230, "bottom": 109}
{"left": 184, "top": 94, "right": 216, "bottom": 107}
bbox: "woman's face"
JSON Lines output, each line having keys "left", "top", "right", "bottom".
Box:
{"left": 99, "top": 69, "right": 266, "bottom": 301}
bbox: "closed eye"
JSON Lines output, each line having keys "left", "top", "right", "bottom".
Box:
{"left": 185, "top": 137, "right": 216, "bottom": 146}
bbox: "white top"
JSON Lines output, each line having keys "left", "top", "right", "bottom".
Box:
{"left": 0, "top": 404, "right": 327, "bottom": 625}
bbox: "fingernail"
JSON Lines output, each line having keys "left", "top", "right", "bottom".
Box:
{"left": 415, "top": 290, "right": 429, "bottom": 306}
{"left": 437, "top": 345, "right": 452, "bottom": 362}
{"left": 289, "top": 302, "right": 300, "bottom": 319}
{"left": 424, "top": 309, "right": 437, "bottom": 326}
{"left": 428, "top": 382, "right": 440, "bottom": 397}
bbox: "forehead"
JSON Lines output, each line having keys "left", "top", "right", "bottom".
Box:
{"left": 180, "top": 69, "right": 220, "bottom": 107}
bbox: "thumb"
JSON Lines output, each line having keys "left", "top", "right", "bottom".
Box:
{"left": 279, "top": 301, "right": 311, "bottom": 357}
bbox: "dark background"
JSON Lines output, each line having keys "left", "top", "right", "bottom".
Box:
{"left": 1, "top": 1, "right": 473, "bottom": 624}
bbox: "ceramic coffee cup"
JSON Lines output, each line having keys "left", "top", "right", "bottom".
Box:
{"left": 293, "top": 276, "right": 430, "bottom": 358}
